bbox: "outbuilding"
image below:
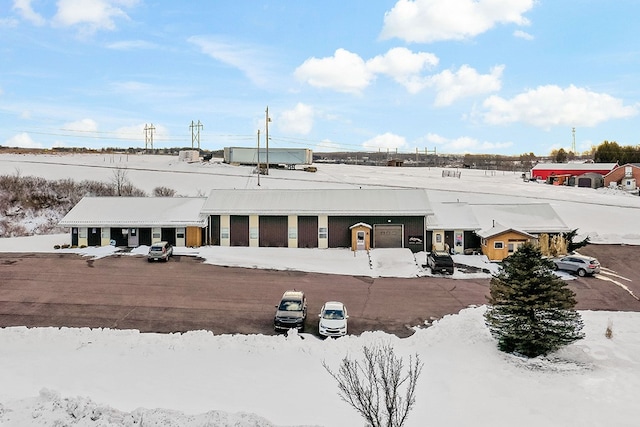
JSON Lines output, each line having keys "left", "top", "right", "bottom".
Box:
{"left": 530, "top": 162, "right": 618, "bottom": 181}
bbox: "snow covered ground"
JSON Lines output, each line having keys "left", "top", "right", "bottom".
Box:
{"left": 1, "top": 153, "right": 639, "bottom": 426}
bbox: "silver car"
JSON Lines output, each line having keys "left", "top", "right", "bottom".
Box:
{"left": 147, "top": 241, "right": 173, "bottom": 262}
{"left": 553, "top": 254, "right": 600, "bottom": 277}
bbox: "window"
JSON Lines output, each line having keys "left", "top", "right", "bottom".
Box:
{"left": 319, "top": 227, "right": 328, "bottom": 239}
{"left": 508, "top": 243, "right": 514, "bottom": 253}
{"left": 494, "top": 241, "right": 504, "bottom": 249}
{"left": 221, "top": 227, "right": 230, "bottom": 239}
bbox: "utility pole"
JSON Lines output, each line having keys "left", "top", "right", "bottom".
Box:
{"left": 190, "top": 120, "right": 203, "bottom": 150}
{"left": 144, "top": 123, "right": 155, "bottom": 152}
{"left": 265, "top": 106, "right": 271, "bottom": 175}
{"left": 572, "top": 127, "right": 576, "bottom": 154}
{"left": 257, "top": 129, "right": 261, "bottom": 186}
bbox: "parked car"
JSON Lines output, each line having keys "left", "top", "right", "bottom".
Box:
{"left": 274, "top": 290, "right": 307, "bottom": 333}
{"left": 318, "top": 301, "right": 348, "bottom": 338}
{"left": 427, "top": 251, "right": 455, "bottom": 275}
{"left": 147, "top": 241, "right": 173, "bottom": 262}
{"left": 553, "top": 254, "right": 600, "bottom": 277}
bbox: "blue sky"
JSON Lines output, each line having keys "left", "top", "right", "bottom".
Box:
{"left": 1, "top": 0, "right": 639, "bottom": 156}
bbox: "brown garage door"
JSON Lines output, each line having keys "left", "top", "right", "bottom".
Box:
{"left": 259, "top": 216, "right": 288, "bottom": 247}
{"left": 230, "top": 215, "right": 249, "bottom": 247}
{"left": 298, "top": 216, "right": 318, "bottom": 248}
{"left": 374, "top": 224, "right": 403, "bottom": 248}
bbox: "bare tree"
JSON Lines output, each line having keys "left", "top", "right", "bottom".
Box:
{"left": 112, "top": 167, "right": 129, "bottom": 196}
{"left": 323, "top": 343, "right": 423, "bottom": 427}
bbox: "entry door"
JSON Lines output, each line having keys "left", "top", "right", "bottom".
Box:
{"left": 176, "top": 227, "right": 186, "bottom": 247}
{"left": 356, "top": 231, "right": 366, "bottom": 250}
{"left": 128, "top": 228, "right": 139, "bottom": 247}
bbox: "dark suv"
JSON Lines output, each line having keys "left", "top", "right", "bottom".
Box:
{"left": 274, "top": 290, "right": 307, "bottom": 333}
{"left": 427, "top": 251, "right": 455, "bottom": 275}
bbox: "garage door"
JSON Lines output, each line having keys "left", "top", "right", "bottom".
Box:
{"left": 373, "top": 224, "right": 403, "bottom": 248}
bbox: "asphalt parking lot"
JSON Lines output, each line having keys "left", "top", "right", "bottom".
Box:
{"left": 0, "top": 245, "right": 638, "bottom": 337}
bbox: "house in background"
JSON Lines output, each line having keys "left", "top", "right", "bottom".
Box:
{"left": 58, "top": 197, "right": 208, "bottom": 247}
{"left": 604, "top": 163, "right": 640, "bottom": 193}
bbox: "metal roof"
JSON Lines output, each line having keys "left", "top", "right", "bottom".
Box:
{"left": 531, "top": 162, "right": 618, "bottom": 171}
{"left": 427, "top": 201, "right": 480, "bottom": 230}
{"left": 201, "top": 188, "right": 432, "bottom": 216}
{"left": 58, "top": 197, "right": 208, "bottom": 227}
{"left": 476, "top": 222, "right": 535, "bottom": 239}
{"left": 470, "top": 203, "right": 570, "bottom": 234}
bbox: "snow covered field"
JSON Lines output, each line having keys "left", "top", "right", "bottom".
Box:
{"left": 0, "top": 153, "right": 639, "bottom": 426}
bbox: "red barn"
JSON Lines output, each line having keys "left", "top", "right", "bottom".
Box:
{"left": 530, "top": 162, "right": 618, "bottom": 180}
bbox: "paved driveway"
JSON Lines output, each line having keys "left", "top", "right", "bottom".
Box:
{"left": 0, "top": 245, "right": 638, "bottom": 337}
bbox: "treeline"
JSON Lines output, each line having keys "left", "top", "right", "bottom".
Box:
{"left": 593, "top": 141, "right": 640, "bottom": 164}
{"left": 0, "top": 173, "right": 177, "bottom": 237}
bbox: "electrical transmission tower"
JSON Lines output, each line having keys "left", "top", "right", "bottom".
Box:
{"left": 144, "top": 123, "right": 155, "bottom": 152}
{"left": 190, "top": 120, "right": 203, "bottom": 150}
{"left": 572, "top": 127, "right": 576, "bottom": 153}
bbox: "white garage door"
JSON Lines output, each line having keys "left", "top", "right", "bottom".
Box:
{"left": 374, "top": 224, "right": 403, "bottom": 248}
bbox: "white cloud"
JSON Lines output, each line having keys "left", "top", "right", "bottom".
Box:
{"left": 513, "top": 30, "right": 534, "bottom": 40}
{"left": 362, "top": 132, "right": 407, "bottom": 150}
{"left": 62, "top": 118, "right": 98, "bottom": 132}
{"left": 278, "top": 103, "right": 314, "bottom": 135}
{"left": 380, "top": 0, "right": 534, "bottom": 43}
{"left": 366, "top": 47, "right": 438, "bottom": 93}
{"left": 0, "top": 17, "right": 20, "bottom": 28}
{"left": 12, "top": 0, "right": 45, "bottom": 26}
{"left": 429, "top": 64, "right": 504, "bottom": 106}
{"left": 4, "top": 132, "right": 43, "bottom": 148}
{"left": 188, "top": 36, "right": 272, "bottom": 87}
{"left": 481, "top": 84, "right": 639, "bottom": 128}
{"left": 425, "top": 132, "right": 513, "bottom": 153}
{"left": 295, "top": 47, "right": 441, "bottom": 95}
{"left": 52, "top": 0, "right": 137, "bottom": 33}
{"left": 294, "top": 48, "right": 373, "bottom": 95}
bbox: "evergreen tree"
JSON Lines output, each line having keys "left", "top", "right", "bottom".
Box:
{"left": 484, "top": 243, "right": 584, "bottom": 358}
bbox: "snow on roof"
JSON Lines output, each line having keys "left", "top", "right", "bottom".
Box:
{"left": 202, "top": 188, "right": 433, "bottom": 216}
{"left": 531, "top": 162, "right": 618, "bottom": 171}
{"left": 476, "top": 221, "right": 535, "bottom": 239}
{"left": 427, "top": 201, "right": 480, "bottom": 230}
{"left": 58, "top": 197, "right": 208, "bottom": 227}
{"left": 470, "top": 203, "right": 570, "bottom": 234}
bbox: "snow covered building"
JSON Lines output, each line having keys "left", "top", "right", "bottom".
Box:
{"left": 530, "top": 162, "right": 618, "bottom": 181}
{"left": 58, "top": 197, "right": 208, "bottom": 247}
{"left": 201, "top": 188, "right": 432, "bottom": 252}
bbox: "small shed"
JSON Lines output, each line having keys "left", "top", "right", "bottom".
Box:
{"left": 387, "top": 158, "right": 403, "bottom": 167}
{"left": 575, "top": 172, "right": 604, "bottom": 188}
{"left": 349, "top": 222, "right": 371, "bottom": 251}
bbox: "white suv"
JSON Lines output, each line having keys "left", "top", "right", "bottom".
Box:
{"left": 318, "top": 301, "right": 348, "bottom": 337}
{"left": 553, "top": 254, "right": 600, "bottom": 277}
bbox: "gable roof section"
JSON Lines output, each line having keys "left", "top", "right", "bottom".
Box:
{"left": 470, "top": 203, "right": 569, "bottom": 234}
{"left": 476, "top": 222, "right": 535, "bottom": 239}
{"left": 58, "top": 197, "right": 208, "bottom": 227}
{"left": 427, "top": 201, "right": 480, "bottom": 230}
{"left": 531, "top": 162, "right": 618, "bottom": 171}
{"left": 202, "top": 188, "right": 432, "bottom": 216}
